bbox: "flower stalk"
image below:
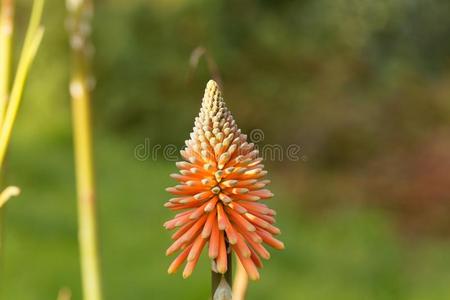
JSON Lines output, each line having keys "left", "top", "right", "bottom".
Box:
{"left": 212, "top": 243, "right": 232, "bottom": 300}
{"left": 67, "top": 1, "right": 103, "bottom": 300}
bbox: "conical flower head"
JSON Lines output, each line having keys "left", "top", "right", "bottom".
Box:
{"left": 164, "top": 80, "right": 284, "bottom": 280}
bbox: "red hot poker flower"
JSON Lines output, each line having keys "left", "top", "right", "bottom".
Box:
{"left": 164, "top": 80, "right": 284, "bottom": 280}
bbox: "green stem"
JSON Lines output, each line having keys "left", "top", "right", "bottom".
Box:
{"left": 212, "top": 243, "right": 232, "bottom": 300}
{"left": 0, "top": 0, "right": 44, "bottom": 168}
{"left": 0, "top": 0, "right": 14, "bottom": 270}
{"left": 0, "top": 0, "right": 44, "bottom": 290}
{"left": 67, "top": 1, "right": 103, "bottom": 300}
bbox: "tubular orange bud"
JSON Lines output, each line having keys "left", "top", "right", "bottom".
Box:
{"left": 256, "top": 228, "right": 285, "bottom": 250}
{"left": 201, "top": 208, "right": 217, "bottom": 238}
{"left": 209, "top": 219, "right": 220, "bottom": 259}
{"left": 227, "top": 202, "right": 247, "bottom": 214}
{"left": 225, "top": 206, "right": 256, "bottom": 232}
{"left": 249, "top": 247, "right": 264, "bottom": 269}
{"left": 216, "top": 231, "right": 228, "bottom": 274}
{"left": 187, "top": 234, "right": 207, "bottom": 262}
{"left": 233, "top": 245, "right": 260, "bottom": 281}
{"left": 171, "top": 220, "right": 195, "bottom": 240}
{"left": 168, "top": 245, "right": 193, "bottom": 274}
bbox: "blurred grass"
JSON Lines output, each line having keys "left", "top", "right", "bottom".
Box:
{"left": 1, "top": 135, "right": 449, "bottom": 299}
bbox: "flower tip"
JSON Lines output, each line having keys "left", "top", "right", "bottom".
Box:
{"left": 187, "top": 254, "right": 196, "bottom": 262}
{"left": 206, "top": 79, "right": 219, "bottom": 90}
{"left": 182, "top": 270, "right": 192, "bottom": 279}
{"left": 247, "top": 270, "right": 260, "bottom": 281}
{"left": 249, "top": 273, "right": 260, "bottom": 281}
{"left": 272, "top": 228, "right": 281, "bottom": 235}
{"left": 163, "top": 202, "right": 171, "bottom": 208}
{"left": 217, "top": 264, "right": 227, "bottom": 274}
{"left": 228, "top": 237, "right": 237, "bottom": 245}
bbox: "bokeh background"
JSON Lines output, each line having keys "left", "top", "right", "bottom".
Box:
{"left": 2, "top": 0, "right": 450, "bottom": 299}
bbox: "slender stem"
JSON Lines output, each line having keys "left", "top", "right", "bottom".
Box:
{"left": 188, "top": 46, "right": 223, "bottom": 89}
{"left": 0, "top": 0, "right": 14, "bottom": 269}
{"left": 68, "top": 1, "right": 102, "bottom": 300}
{"left": 212, "top": 243, "right": 232, "bottom": 300}
{"left": 71, "top": 81, "right": 102, "bottom": 300}
{"left": 0, "top": 0, "right": 44, "bottom": 168}
{"left": 232, "top": 259, "right": 248, "bottom": 300}
{"left": 0, "top": 0, "right": 43, "bottom": 280}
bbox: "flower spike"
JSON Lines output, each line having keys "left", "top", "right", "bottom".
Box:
{"left": 164, "top": 80, "right": 284, "bottom": 280}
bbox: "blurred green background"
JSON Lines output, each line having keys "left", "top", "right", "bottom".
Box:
{"left": 2, "top": 0, "right": 450, "bottom": 299}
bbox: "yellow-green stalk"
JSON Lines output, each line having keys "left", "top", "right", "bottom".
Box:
{"left": 0, "top": 0, "right": 44, "bottom": 268}
{"left": 0, "top": 0, "right": 44, "bottom": 166}
{"left": 67, "top": 0, "right": 103, "bottom": 300}
{"left": 0, "top": 0, "right": 14, "bottom": 268}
